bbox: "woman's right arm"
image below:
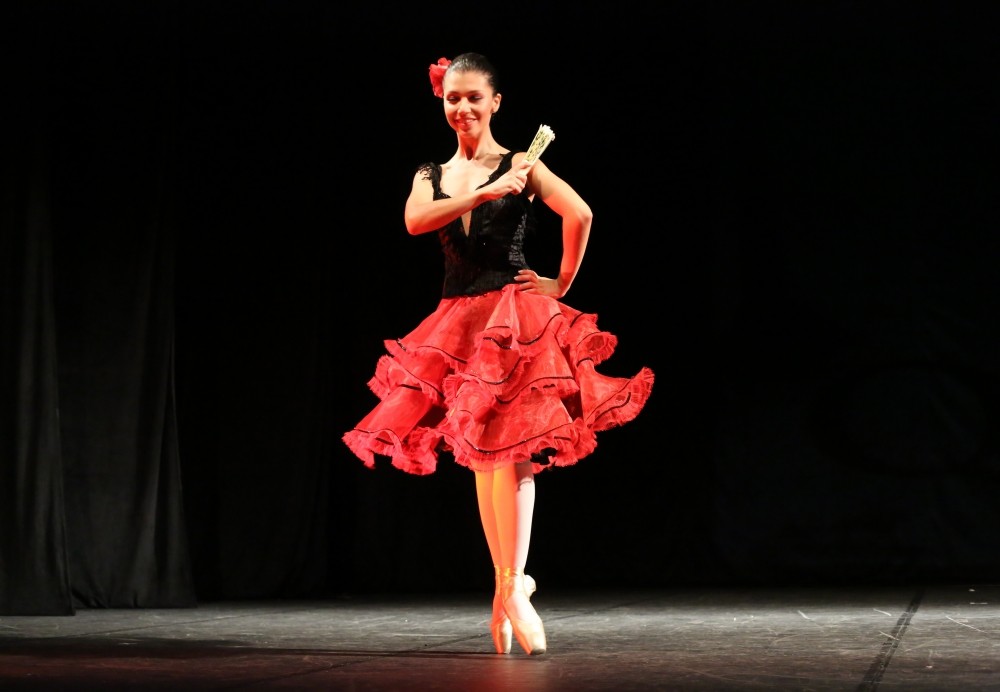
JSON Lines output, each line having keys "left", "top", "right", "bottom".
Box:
{"left": 403, "top": 162, "right": 532, "bottom": 236}
{"left": 403, "top": 170, "right": 480, "bottom": 235}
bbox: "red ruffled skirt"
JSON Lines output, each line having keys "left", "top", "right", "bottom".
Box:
{"left": 343, "top": 283, "right": 654, "bottom": 475}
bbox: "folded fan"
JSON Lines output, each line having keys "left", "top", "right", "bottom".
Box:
{"left": 523, "top": 124, "right": 555, "bottom": 165}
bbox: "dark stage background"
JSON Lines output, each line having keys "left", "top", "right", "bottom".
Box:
{"left": 3, "top": 1, "right": 997, "bottom": 614}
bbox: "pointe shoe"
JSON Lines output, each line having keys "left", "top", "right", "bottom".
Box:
{"left": 500, "top": 567, "right": 547, "bottom": 655}
{"left": 491, "top": 566, "right": 512, "bottom": 654}
{"left": 490, "top": 567, "right": 537, "bottom": 654}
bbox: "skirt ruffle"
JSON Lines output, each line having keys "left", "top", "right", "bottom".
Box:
{"left": 343, "top": 283, "right": 655, "bottom": 475}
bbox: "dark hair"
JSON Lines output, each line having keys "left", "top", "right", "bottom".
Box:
{"left": 446, "top": 53, "right": 500, "bottom": 94}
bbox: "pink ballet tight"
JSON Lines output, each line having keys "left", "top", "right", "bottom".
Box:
{"left": 475, "top": 461, "right": 538, "bottom": 621}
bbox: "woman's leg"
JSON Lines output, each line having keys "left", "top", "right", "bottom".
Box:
{"left": 476, "top": 462, "right": 543, "bottom": 653}
{"left": 488, "top": 461, "right": 546, "bottom": 654}
{"left": 475, "top": 460, "right": 537, "bottom": 572}
{"left": 476, "top": 470, "right": 511, "bottom": 653}
{"left": 474, "top": 470, "right": 502, "bottom": 567}
{"left": 493, "top": 462, "right": 534, "bottom": 569}
{"left": 493, "top": 461, "right": 539, "bottom": 623}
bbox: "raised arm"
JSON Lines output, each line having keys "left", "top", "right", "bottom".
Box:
{"left": 403, "top": 161, "right": 533, "bottom": 235}
{"left": 403, "top": 169, "right": 481, "bottom": 236}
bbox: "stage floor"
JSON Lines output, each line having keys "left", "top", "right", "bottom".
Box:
{"left": 1, "top": 584, "right": 997, "bottom": 690}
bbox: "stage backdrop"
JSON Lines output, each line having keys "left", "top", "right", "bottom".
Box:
{"left": 3, "top": 1, "right": 997, "bottom": 614}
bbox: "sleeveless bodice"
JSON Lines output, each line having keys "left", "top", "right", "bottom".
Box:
{"left": 417, "top": 151, "right": 536, "bottom": 298}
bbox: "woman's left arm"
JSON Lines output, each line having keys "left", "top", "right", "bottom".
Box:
{"left": 516, "top": 158, "right": 593, "bottom": 298}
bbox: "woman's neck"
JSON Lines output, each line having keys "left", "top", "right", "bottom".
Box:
{"left": 456, "top": 133, "right": 501, "bottom": 162}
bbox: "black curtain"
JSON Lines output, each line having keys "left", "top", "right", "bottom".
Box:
{"left": 1, "top": 101, "right": 73, "bottom": 616}
{"left": 704, "top": 3, "right": 1000, "bottom": 583}
{"left": 2, "top": 1, "right": 196, "bottom": 613}
{"left": 3, "top": 1, "right": 998, "bottom": 616}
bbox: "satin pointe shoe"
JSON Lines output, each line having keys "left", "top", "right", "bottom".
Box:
{"left": 491, "top": 566, "right": 537, "bottom": 654}
{"left": 500, "top": 567, "right": 547, "bottom": 655}
{"left": 491, "top": 566, "right": 512, "bottom": 654}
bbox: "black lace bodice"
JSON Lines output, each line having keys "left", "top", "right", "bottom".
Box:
{"left": 417, "top": 151, "right": 537, "bottom": 298}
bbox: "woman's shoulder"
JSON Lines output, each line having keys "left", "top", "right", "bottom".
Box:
{"left": 506, "top": 150, "right": 529, "bottom": 167}
{"left": 414, "top": 161, "right": 441, "bottom": 182}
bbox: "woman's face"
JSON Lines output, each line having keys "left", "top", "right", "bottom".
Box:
{"left": 442, "top": 70, "right": 500, "bottom": 137}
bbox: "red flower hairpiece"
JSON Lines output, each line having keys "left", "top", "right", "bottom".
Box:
{"left": 428, "top": 57, "right": 451, "bottom": 98}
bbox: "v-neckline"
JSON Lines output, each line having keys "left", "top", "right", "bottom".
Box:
{"left": 438, "top": 152, "right": 512, "bottom": 237}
